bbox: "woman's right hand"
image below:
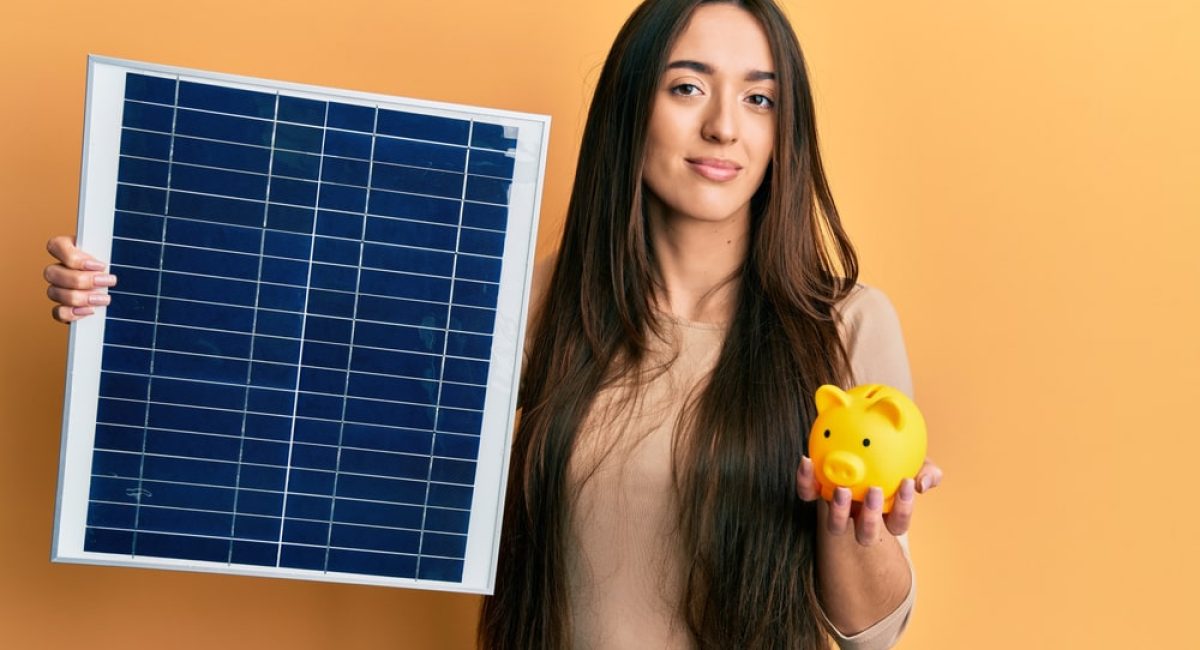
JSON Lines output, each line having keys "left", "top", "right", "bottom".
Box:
{"left": 45, "top": 235, "right": 117, "bottom": 324}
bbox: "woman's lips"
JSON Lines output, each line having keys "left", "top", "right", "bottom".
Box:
{"left": 686, "top": 157, "right": 742, "bottom": 182}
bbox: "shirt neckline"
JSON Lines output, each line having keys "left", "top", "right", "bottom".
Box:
{"left": 655, "top": 309, "right": 730, "bottom": 332}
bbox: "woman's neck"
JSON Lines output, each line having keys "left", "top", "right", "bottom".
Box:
{"left": 646, "top": 196, "right": 750, "bottom": 325}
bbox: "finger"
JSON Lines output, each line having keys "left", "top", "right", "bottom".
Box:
{"left": 855, "top": 487, "right": 885, "bottom": 546}
{"left": 52, "top": 305, "right": 94, "bottom": 324}
{"left": 46, "top": 235, "right": 105, "bottom": 271}
{"left": 885, "top": 479, "right": 915, "bottom": 536}
{"left": 796, "top": 456, "right": 820, "bottom": 502}
{"left": 827, "top": 487, "right": 852, "bottom": 536}
{"left": 916, "top": 459, "right": 944, "bottom": 493}
{"left": 44, "top": 263, "right": 117, "bottom": 291}
{"left": 47, "top": 285, "right": 110, "bottom": 308}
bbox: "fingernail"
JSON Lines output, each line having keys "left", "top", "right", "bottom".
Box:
{"left": 865, "top": 487, "right": 883, "bottom": 511}
{"left": 73, "top": 306, "right": 95, "bottom": 316}
{"left": 83, "top": 260, "right": 106, "bottom": 271}
{"left": 899, "top": 479, "right": 915, "bottom": 502}
{"left": 801, "top": 456, "right": 812, "bottom": 476}
{"left": 920, "top": 476, "right": 932, "bottom": 492}
{"left": 93, "top": 274, "right": 117, "bottom": 287}
{"left": 88, "top": 294, "right": 111, "bottom": 306}
{"left": 834, "top": 488, "right": 850, "bottom": 506}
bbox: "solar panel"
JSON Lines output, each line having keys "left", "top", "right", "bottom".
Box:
{"left": 52, "top": 56, "right": 549, "bottom": 593}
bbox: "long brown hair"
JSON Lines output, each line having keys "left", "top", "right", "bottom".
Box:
{"left": 479, "top": 0, "right": 859, "bottom": 647}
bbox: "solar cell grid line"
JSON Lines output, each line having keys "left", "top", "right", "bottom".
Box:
{"left": 125, "top": 74, "right": 179, "bottom": 559}
{"left": 275, "top": 90, "right": 333, "bottom": 574}
{"left": 318, "top": 102, "right": 379, "bottom": 576}
{"left": 54, "top": 56, "right": 549, "bottom": 594}
{"left": 228, "top": 90, "right": 281, "bottom": 566}
{"left": 416, "top": 121, "right": 473, "bottom": 582}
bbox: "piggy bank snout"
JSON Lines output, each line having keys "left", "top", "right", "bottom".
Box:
{"left": 822, "top": 450, "right": 866, "bottom": 487}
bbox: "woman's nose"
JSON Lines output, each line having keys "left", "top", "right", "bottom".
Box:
{"left": 701, "top": 93, "right": 738, "bottom": 144}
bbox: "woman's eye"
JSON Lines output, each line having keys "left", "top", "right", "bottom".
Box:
{"left": 747, "top": 94, "right": 775, "bottom": 109}
{"left": 671, "top": 83, "right": 702, "bottom": 96}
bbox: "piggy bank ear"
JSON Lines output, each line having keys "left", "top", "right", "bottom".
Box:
{"left": 815, "top": 385, "right": 852, "bottom": 414}
{"left": 867, "top": 397, "right": 905, "bottom": 430}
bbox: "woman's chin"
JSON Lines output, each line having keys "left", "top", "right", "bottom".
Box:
{"left": 645, "top": 185, "right": 755, "bottom": 225}
{"left": 664, "top": 201, "right": 752, "bottom": 224}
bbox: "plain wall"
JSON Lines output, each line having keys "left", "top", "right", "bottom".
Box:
{"left": 1, "top": 0, "right": 1196, "bottom": 647}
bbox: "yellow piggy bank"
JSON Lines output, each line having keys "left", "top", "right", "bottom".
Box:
{"left": 808, "top": 384, "right": 927, "bottom": 513}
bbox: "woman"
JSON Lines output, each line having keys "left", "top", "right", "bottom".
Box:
{"left": 46, "top": 0, "right": 943, "bottom": 648}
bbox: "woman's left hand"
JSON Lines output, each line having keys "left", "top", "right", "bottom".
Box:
{"left": 796, "top": 457, "right": 943, "bottom": 546}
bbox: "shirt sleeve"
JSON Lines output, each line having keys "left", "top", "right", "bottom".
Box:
{"left": 837, "top": 283, "right": 914, "bottom": 401}
{"left": 820, "top": 283, "right": 918, "bottom": 650}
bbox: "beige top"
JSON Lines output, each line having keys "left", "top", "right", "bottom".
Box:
{"left": 563, "top": 283, "right": 917, "bottom": 650}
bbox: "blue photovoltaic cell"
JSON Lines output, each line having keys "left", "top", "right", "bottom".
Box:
{"left": 81, "top": 71, "right": 523, "bottom": 585}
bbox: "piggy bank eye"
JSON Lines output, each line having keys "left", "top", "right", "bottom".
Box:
{"left": 823, "top": 429, "right": 830, "bottom": 439}
{"left": 862, "top": 438, "right": 871, "bottom": 447}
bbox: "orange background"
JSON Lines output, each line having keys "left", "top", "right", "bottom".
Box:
{"left": 2, "top": 1, "right": 1197, "bottom": 648}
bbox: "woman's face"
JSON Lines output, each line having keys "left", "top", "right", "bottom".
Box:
{"left": 642, "top": 3, "right": 777, "bottom": 225}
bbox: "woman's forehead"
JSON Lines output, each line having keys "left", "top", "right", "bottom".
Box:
{"left": 668, "top": 4, "right": 776, "bottom": 76}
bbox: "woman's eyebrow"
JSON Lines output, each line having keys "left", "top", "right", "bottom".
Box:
{"left": 666, "top": 60, "right": 776, "bottom": 81}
